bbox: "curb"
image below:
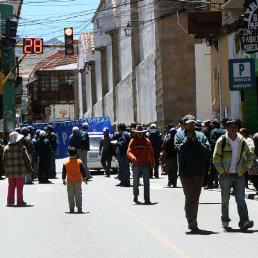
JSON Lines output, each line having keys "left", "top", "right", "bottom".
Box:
{"left": 245, "top": 193, "right": 258, "bottom": 201}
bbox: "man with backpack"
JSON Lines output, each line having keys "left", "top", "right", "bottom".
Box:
{"left": 69, "top": 125, "right": 91, "bottom": 180}
{"left": 79, "top": 123, "right": 92, "bottom": 179}
{"left": 99, "top": 127, "right": 114, "bottom": 177}
{"left": 213, "top": 120, "right": 254, "bottom": 230}
{"left": 146, "top": 123, "right": 163, "bottom": 178}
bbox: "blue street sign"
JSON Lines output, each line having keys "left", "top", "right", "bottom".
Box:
{"left": 228, "top": 58, "right": 256, "bottom": 91}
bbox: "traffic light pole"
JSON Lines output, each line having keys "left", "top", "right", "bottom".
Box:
{"left": 0, "top": 53, "right": 26, "bottom": 90}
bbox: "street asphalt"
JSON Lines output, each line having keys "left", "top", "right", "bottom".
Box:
{"left": 0, "top": 158, "right": 258, "bottom": 258}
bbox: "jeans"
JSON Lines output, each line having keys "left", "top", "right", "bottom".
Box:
{"left": 32, "top": 162, "right": 39, "bottom": 179}
{"left": 132, "top": 164, "right": 150, "bottom": 201}
{"left": 25, "top": 155, "right": 33, "bottom": 183}
{"left": 49, "top": 155, "right": 56, "bottom": 178}
{"left": 117, "top": 154, "right": 130, "bottom": 185}
{"left": 166, "top": 158, "right": 178, "bottom": 186}
{"left": 150, "top": 153, "right": 160, "bottom": 178}
{"left": 220, "top": 174, "right": 249, "bottom": 227}
{"left": 7, "top": 177, "right": 25, "bottom": 205}
{"left": 38, "top": 156, "right": 50, "bottom": 183}
{"left": 180, "top": 176, "right": 204, "bottom": 223}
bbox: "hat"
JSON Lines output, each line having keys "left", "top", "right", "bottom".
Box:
{"left": 103, "top": 127, "right": 109, "bottom": 132}
{"left": 169, "top": 128, "right": 177, "bottom": 134}
{"left": 220, "top": 118, "right": 228, "bottom": 124}
{"left": 27, "top": 126, "right": 34, "bottom": 132}
{"left": 83, "top": 122, "right": 89, "bottom": 128}
{"left": 45, "top": 125, "right": 53, "bottom": 131}
{"left": 36, "top": 129, "right": 41, "bottom": 134}
{"left": 21, "top": 127, "right": 29, "bottom": 134}
{"left": 182, "top": 114, "right": 196, "bottom": 124}
{"left": 133, "top": 125, "right": 147, "bottom": 133}
{"left": 9, "top": 131, "right": 24, "bottom": 144}
{"left": 39, "top": 130, "right": 46, "bottom": 137}
{"left": 15, "top": 127, "right": 21, "bottom": 133}
{"left": 72, "top": 126, "right": 79, "bottom": 132}
{"left": 150, "top": 123, "right": 157, "bottom": 128}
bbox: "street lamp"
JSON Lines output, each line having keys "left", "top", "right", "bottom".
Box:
{"left": 124, "top": 23, "right": 133, "bottom": 36}
{"left": 85, "top": 62, "right": 93, "bottom": 71}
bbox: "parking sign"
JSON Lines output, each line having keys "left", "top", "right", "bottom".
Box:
{"left": 229, "top": 59, "right": 256, "bottom": 91}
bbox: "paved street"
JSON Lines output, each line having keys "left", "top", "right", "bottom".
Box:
{"left": 0, "top": 159, "right": 258, "bottom": 258}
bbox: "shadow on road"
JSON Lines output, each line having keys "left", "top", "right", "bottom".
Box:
{"left": 224, "top": 227, "right": 258, "bottom": 233}
{"left": 65, "top": 211, "right": 90, "bottom": 215}
{"left": 186, "top": 229, "right": 219, "bottom": 235}
{"left": 163, "top": 186, "right": 183, "bottom": 189}
{"left": 133, "top": 202, "right": 159, "bottom": 206}
{"left": 199, "top": 202, "right": 221, "bottom": 205}
{"left": 6, "top": 205, "right": 34, "bottom": 208}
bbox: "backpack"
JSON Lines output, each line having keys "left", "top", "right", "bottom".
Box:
{"left": 211, "top": 128, "right": 226, "bottom": 150}
{"left": 80, "top": 131, "right": 89, "bottom": 151}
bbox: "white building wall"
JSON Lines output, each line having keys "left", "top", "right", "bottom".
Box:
{"left": 95, "top": 51, "right": 102, "bottom": 101}
{"left": 136, "top": 52, "right": 157, "bottom": 124}
{"left": 77, "top": 72, "right": 83, "bottom": 118}
{"left": 85, "top": 72, "right": 92, "bottom": 117}
{"left": 195, "top": 43, "right": 212, "bottom": 120}
{"left": 104, "top": 91, "right": 114, "bottom": 123}
{"left": 116, "top": 74, "right": 134, "bottom": 124}
{"left": 139, "top": 0, "right": 155, "bottom": 61}
{"left": 135, "top": 0, "right": 157, "bottom": 124}
{"left": 106, "top": 35, "right": 113, "bottom": 92}
{"left": 118, "top": 0, "right": 132, "bottom": 80}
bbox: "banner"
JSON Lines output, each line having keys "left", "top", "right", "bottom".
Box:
{"left": 28, "top": 116, "right": 113, "bottom": 159}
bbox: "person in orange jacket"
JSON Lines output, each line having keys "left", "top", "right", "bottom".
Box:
{"left": 127, "top": 125, "right": 155, "bottom": 204}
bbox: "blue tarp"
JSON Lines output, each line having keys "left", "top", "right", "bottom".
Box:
{"left": 28, "top": 116, "right": 113, "bottom": 159}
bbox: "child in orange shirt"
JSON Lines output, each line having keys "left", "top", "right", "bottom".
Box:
{"left": 62, "top": 147, "right": 87, "bottom": 213}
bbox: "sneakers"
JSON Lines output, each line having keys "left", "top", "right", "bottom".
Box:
{"left": 222, "top": 221, "right": 229, "bottom": 228}
{"left": 78, "top": 208, "right": 83, "bottom": 213}
{"left": 188, "top": 219, "right": 199, "bottom": 231}
{"left": 240, "top": 220, "right": 254, "bottom": 231}
{"left": 7, "top": 203, "right": 14, "bottom": 207}
{"left": 70, "top": 208, "right": 75, "bottom": 213}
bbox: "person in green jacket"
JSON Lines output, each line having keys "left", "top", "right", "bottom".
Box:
{"left": 213, "top": 120, "right": 254, "bottom": 230}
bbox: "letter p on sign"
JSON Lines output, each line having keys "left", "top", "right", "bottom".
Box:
{"left": 233, "top": 62, "right": 251, "bottom": 77}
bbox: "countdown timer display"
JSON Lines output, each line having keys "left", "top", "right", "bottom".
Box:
{"left": 23, "top": 38, "right": 43, "bottom": 54}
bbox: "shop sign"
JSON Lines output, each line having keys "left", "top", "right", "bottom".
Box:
{"left": 229, "top": 58, "right": 256, "bottom": 91}
{"left": 241, "top": 0, "right": 258, "bottom": 53}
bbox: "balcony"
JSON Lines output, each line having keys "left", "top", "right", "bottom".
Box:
{"left": 38, "top": 90, "right": 74, "bottom": 101}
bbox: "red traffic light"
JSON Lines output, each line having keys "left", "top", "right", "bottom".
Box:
{"left": 64, "top": 27, "right": 74, "bottom": 55}
{"left": 64, "top": 27, "right": 73, "bottom": 37}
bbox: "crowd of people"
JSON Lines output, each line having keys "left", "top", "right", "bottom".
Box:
{"left": 0, "top": 115, "right": 258, "bottom": 232}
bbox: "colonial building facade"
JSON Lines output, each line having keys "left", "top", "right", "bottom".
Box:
{"left": 77, "top": 0, "right": 211, "bottom": 129}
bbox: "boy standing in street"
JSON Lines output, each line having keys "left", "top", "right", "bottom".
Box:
{"left": 62, "top": 147, "right": 87, "bottom": 213}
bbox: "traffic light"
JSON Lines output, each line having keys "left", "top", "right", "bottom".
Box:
{"left": 64, "top": 27, "right": 74, "bottom": 55}
{"left": 2, "top": 18, "right": 18, "bottom": 47}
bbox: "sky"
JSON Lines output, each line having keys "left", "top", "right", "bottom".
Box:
{"left": 17, "top": 0, "right": 100, "bottom": 42}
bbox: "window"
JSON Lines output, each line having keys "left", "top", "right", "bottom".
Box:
{"left": 51, "top": 73, "right": 59, "bottom": 91}
{"left": 41, "top": 76, "right": 49, "bottom": 91}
